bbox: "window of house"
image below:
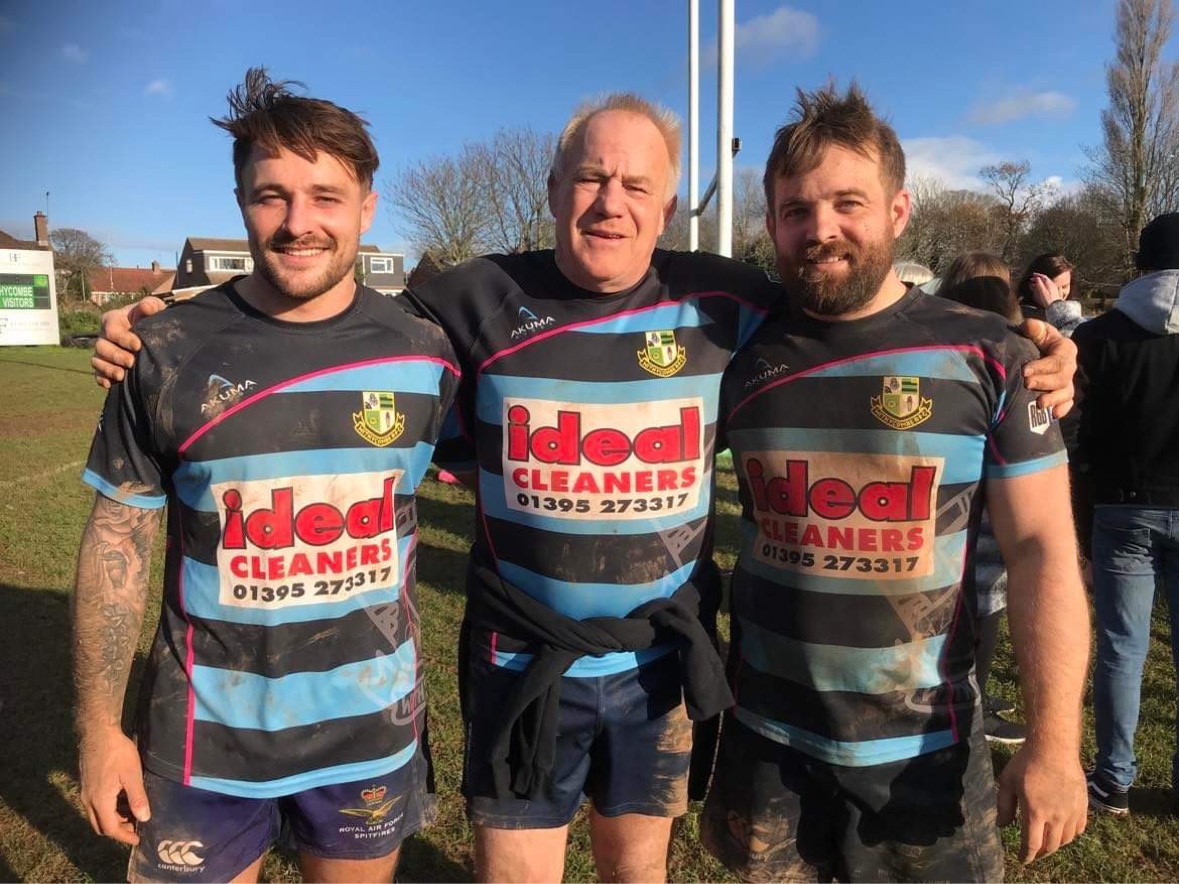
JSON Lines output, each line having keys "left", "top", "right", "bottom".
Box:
{"left": 368, "top": 257, "right": 394, "bottom": 273}
{"left": 210, "top": 256, "right": 252, "bottom": 272}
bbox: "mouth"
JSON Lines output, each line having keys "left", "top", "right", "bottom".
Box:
{"left": 584, "top": 230, "right": 627, "bottom": 242}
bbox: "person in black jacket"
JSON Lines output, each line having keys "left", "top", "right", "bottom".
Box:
{"left": 1074, "top": 212, "right": 1179, "bottom": 816}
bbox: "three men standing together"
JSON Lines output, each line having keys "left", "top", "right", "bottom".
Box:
{"left": 83, "top": 69, "right": 1084, "bottom": 882}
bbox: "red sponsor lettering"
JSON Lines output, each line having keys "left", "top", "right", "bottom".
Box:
{"left": 227, "top": 537, "right": 395, "bottom": 581}
{"left": 222, "top": 477, "right": 396, "bottom": 550}
{"left": 759, "top": 518, "right": 926, "bottom": 551}
{"left": 506, "top": 405, "right": 701, "bottom": 466}
{"left": 746, "top": 458, "right": 935, "bottom": 523}
{"left": 512, "top": 466, "right": 697, "bottom": 492}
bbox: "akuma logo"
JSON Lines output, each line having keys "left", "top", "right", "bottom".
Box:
{"left": 157, "top": 840, "right": 204, "bottom": 867}
{"left": 744, "top": 357, "right": 789, "bottom": 388}
{"left": 510, "top": 305, "right": 555, "bottom": 340}
{"left": 201, "top": 374, "right": 257, "bottom": 414}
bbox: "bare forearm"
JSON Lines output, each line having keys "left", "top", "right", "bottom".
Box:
{"left": 72, "top": 495, "right": 161, "bottom": 737}
{"left": 1005, "top": 545, "right": 1089, "bottom": 756}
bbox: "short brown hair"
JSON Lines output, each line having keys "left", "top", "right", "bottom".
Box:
{"left": 212, "top": 67, "right": 379, "bottom": 190}
{"left": 939, "top": 251, "right": 1019, "bottom": 321}
{"left": 763, "top": 82, "right": 905, "bottom": 211}
{"left": 552, "top": 93, "right": 682, "bottom": 201}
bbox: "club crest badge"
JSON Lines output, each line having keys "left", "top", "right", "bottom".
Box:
{"left": 338, "top": 783, "right": 402, "bottom": 824}
{"left": 637, "top": 330, "right": 687, "bottom": 378}
{"left": 353, "top": 391, "right": 406, "bottom": 447}
{"left": 871, "top": 376, "right": 933, "bottom": 430}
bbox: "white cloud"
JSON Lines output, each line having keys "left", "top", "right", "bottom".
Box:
{"left": 902, "top": 136, "right": 1001, "bottom": 191}
{"left": 145, "top": 78, "right": 173, "bottom": 98}
{"left": 60, "top": 43, "right": 88, "bottom": 63}
{"left": 967, "top": 91, "right": 1076, "bottom": 126}
{"left": 705, "top": 5, "right": 819, "bottom": 67}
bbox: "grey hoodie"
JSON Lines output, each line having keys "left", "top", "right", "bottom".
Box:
{"left": 1114, "top": 268, "right": 1179, "bottom": 335}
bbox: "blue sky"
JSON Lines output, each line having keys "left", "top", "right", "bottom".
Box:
{"left": 1, "top": 0, "right": 1171, "bottom": 269}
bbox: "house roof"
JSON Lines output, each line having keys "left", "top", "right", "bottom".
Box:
{"left": 184, "top": 237, "right": 398, "bottom": 256}
{"left": 0, "top": 229, "right": 49, "bottom": 250}
{"left": 87, "top": 266, "right": 176, "bottom": 295}
{"left": 186, "top": 237, "right": 249, "bottom": 252}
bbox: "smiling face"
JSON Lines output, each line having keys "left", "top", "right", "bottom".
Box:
{"left": 548, "top": 109, "right": 677, "bottom": 294}
{"left": 766, "top": 144, "right": 910, "bottom": 319}
{"left": 236, "top": 145, "right": 376, "bottom": 318}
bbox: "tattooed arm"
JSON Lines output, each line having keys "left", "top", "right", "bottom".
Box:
{"left": 72, "top": 492, "right": 163, "bottom": 845}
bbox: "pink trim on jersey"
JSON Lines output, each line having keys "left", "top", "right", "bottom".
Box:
{"left": 490, "top": 631, "right": 498, "bottom": 665}
{"left": 177, "top": 354, "right": 461, "bottom": 455}
{"left": 404, "top": 530, "right": 422, "bottom": 745}
{"left": 727, "top": 344, "right": 1006, "bottom": 421}
{"left": 477, "top": 291, "right": 769, "bottom": 374}
{"left": 176, "top": 534, "right": 197, "bottom": 784}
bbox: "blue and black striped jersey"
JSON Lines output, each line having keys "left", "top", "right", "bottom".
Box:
{"left": 83, "top": 283, "right": 460, "bottom": 797}
{"left": 720, "top": 288, "right": 1066, "bottom": 767}
{"left": 406, "top": 249, "right": 780, "bottom": 676}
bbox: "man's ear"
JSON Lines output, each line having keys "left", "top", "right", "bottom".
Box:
{"left": 891, "top": 187, "right": 912, "bottom": 239}
{"left": 660, "top": 195, "right": 678, "bottom": 234}
{"left": 360, "top": 189, "right": 377, "bottom": 235}
{"left": 765, "top": 209, "right": 776, "bottom": 239}
{"left": 547, "top": 172, "right": 559, "bottom": 219}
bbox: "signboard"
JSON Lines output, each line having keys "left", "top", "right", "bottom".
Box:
{"left": 0, "top": 248, "right": 60, "bottom": 346}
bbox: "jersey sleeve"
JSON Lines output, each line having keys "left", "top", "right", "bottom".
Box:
{"left": 82, "top": 362, "right": 167, "bottom": 509}
{"left": 983, "top": 333, "right": 1068, "bottom": 480}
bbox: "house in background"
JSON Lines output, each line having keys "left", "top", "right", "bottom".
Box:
{"left": 172, "top": 237, "right": 405, "bottom": 299}
{"left": 86, "top": 261, "right": 175, "bottom": 305}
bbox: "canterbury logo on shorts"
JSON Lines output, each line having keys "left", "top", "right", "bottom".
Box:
{"left": 156, "top": 840, "right": 205, "bottom": 867}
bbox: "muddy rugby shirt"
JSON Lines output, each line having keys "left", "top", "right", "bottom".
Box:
{"left": 405, "top": 249, "right": 779, "bottom": 676}
{"left": 83, "top": 282, "right": 459, "bottom": 797}
{"left": 720, "top": 288, "right": 1066, "bottom": 766}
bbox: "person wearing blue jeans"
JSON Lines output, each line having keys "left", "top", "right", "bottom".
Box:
{"left": 1074, "top": 212, "right": 1179, "bottom": 815}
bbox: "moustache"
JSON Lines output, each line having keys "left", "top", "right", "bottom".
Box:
{"left": 804, "top": 241, "right": 858, "bottom": 263}
{"left": 266, "top": 235, "right": 335, "bottom": 251}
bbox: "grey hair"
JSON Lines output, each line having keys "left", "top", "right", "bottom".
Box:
{"left": 550, "top": 93, "right": 682, "bottom": 202}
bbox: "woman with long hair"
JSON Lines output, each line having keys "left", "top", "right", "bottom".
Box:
{"left": 1016, "top": 252, "right": 1083, "bottom": 335}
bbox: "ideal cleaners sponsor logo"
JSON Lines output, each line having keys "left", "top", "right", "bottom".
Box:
{"left": 156, "top": 839, "right": 205, "bottom": 873}
{"left": 871, "top": 376, "right": 933, "bottom": 430}
{"left": 745, "top": 449, "right": 942, "bottom": 580}
{"left": 637, "top": 330, "right": 687, "bottom": 378}
{"left": 353, "top": 391, "right": 406, "bottom": 447}
{"left": 510, "top": 305, "right": 556, "bottom": 340}
{"left": 503, "top": 397, "right": 705, "bottom": 520}
{"left": 212, "top": 471, "right": 403, "bottom": 608}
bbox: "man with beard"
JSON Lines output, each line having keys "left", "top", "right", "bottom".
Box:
{"left": 700, "top": 84, "right": 1089, "bottom": 882}
{"left": 73, "top": 69, "right": 456, "bottom": 882}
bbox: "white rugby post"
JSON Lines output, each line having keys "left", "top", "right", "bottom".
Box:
{"left": 687, "top": 0, "right": 736, "bottom": 257}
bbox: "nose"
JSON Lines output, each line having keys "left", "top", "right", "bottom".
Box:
{"left": 593, "top": 177, "right": 625, "bottom": 217}
{"left": 804, "top": 202, "right": 840, "bottom": 244}
{"left": 282, "top": 194, "right": 316, "bottom": 239}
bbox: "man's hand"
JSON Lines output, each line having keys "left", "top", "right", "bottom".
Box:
{"left": 1020, "top": 318, "right": 1077, "bottom": 419}
{"left": 92, "top": 296, "right": 167, "bottom": 388}
{"left": 997, "top": 746, "right": 1088, "bottom": 864}
{"left": 78, "top": 726, "right": 150, "bottom": 845}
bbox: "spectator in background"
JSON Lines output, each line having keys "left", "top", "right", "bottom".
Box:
{"left": 893, "top": 260, "right": 934, "bottom": 292}
{"left": 1074, "top": 212, "right": 1179, "bottom": 816}
{"left": 1018, "top": 253, "right": 1084, "bottom": 335}
{"left": 939, "top": 251, "right": 1028, "bottom": 745}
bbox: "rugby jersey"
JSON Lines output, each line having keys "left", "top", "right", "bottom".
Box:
{"left": 720, "top": 288, "right": 1066, "bottom": 767}
{"left": 405, "top": 249, "right": 779, "bottom": 676}
{"left": 83, "top": 283, "right": 459, "bottom": 798}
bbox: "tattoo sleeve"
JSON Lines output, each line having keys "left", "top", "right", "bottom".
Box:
{"left": 72, "top": 492, "right": 163, "bottom": 737}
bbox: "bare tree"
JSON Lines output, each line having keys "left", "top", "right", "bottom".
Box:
{"left": 472, "top": 128, "right": 556, "bottom": 254}
{"left": 1018, "top": 187, "right": 1126, "bottom": 296}
{"left": 898, "top": 182, "right": 1004, "bottom": 274}
{"left": 387, "top": 147, "right": 490, "bottom": 267}
{"left": 49, "top": 228, "right": 112, "bottom": 303}
{"left": 1086, "top": 0, "right": 1179, "bottom": 273}
{"left": 980, "top": 160, "right": 1050, "bottom": 263}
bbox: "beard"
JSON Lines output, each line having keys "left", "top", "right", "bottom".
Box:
{"left": 249, "top": 232, "right": 356, "bottom": 301}
{"left": 778, "top": 234, "right": 895, "bottom": 317}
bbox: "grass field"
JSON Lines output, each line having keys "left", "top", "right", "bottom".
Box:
{"left": 2, "top": 345, "right": 1179, "bottom": 882}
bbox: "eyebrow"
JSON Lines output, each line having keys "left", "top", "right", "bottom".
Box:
{"left": 573, "top": 164, "right": 655, "bottom": 190}
{"left": 778, "top": 187, "right": 872, "bottom": 207}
